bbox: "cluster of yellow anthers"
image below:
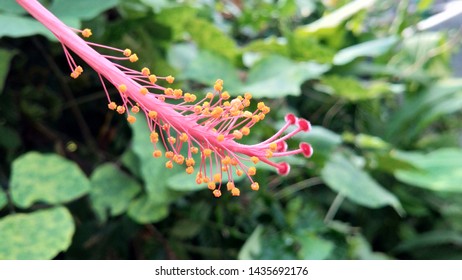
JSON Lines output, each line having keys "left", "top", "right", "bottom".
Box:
{"left": 60, "top": 27, "right": 313, "bottom": 197}
{"left": 21, "top": 0, "right": 313, "bottom": 198}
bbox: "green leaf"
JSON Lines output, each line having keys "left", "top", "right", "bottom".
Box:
{"left": 321, "top": 153, "right": 403, "bottom": 213}
{"left": 10, "top": 152, "right": 90, "bottom": 208}
{"left": 0, "top": 189, "right": 7, "bottom": 211}
{"left": 300, "top": 0, "right": 376, "bottom": 32}
{"left": 182, "top": 50, "right": 242, "bottom": 89}
{"left": 288, "top": 31, "right": 336, "bottom": 63}
{"left": 348, "top": 234, "right": 389, "bottom": 259}
{"left": 317, "top": 75, "right": 395, "bottom": 101}
{"left": 0, "top": 125, "right": 21, "bottom": 150}
{"left": 298, "top": 233, "right": 334, "bottom": 260}
{"left": 240, "top": 55, "right": 330, "bottom": 98}
{"left": 394, "top": 148, "right": 462, "bottom": 192}
{"left": 0, "top": 49, "right": 14, "bottom": 92}
{"left": 0, "top": 207, "right": 74, "bottom": 259}
{"left": 0, "top": 14, "right": 80, "bottom": 40}
{"left": 0, "top": 0, "right": 27, "bottom": 14}
{"left": 167, "top": 43, "right": 198, "bottom": 72}
{"left": 49, "top": 0, "right": 119, "bottom": 20}
{"left": 333, "top": 36, "right": 398, "bottom": 65}
{"left": 89, "top": 163, "right": 142, "bottom": 222}
{"left": 238, "top": 225, "right": 264, "bottom": 260}
{"left": 127, "top": 194, "right": 169, "bottom": 224}
{"left": 167, "top": 172, "right": 207, "bottom": 191}
{"left": 395, "top": 230, "right": 462, "bottom": 253}
{"left": 386, "top": 79, "right": 462, "bottom": 142}
{"left": 184, "top": 18, "right": 238, "bottom": 61}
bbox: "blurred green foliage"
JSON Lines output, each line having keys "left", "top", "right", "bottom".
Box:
{"left": 1, "top": 0, "right": 462, "bottom": 260}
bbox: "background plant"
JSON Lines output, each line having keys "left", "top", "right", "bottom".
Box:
{"left": 0, "top": 0, "right": 461, "bottom": 260}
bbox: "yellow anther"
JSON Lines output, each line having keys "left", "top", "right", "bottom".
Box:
{"left": 116, "top": 106, "right": 125, "bottom": 114}
{"left": 222, "top": 166, "right": 228, "bottom": 172}
{"left": 251, "top": 156, "right": 259, "bottom": 164}
{"left": 203, "top": 176, "right": 210, "bottom": 183}
{"left": 206, "top": 92, "right": 214, "bottom": 99}
{"left": 242, "top": 99, "right": 251, "bottom": 107}
{"left": 75, "top": 66, "right": 83, "bottom": 73}
{"left": 223, "top": 101, "right": 230, "bottom": 107}
{"left": 158, "top": 96, "right": 165, "bottom": 102}
{"left": 196, "top": 176, "right": 203, "bottom": 184}
{"left": 139, "top": 87, "right": 148, "bottom": 95}
{"left": 131, "top": 106, "right": 140, "bottom": 113}
{"left": 129, "top": 54, "right": 138, "bottom": 62}
{"left": 186, "top": 166, "right": 194, "bottom": 174}
{"left": 149, "top": 74, "right": 157, "bottom": 84}
{"left": 141, "top": 67, "right": 150, "bottom": 76}
{"left": 70, "top": 71, "right": 79, "bottom": 79}
{"left": 127, "top": 115, "right": 136, "bottom": 124}
{"left": 168, "top": 136, "right": 176, "bottom": 144}
{"left": 164, "top": 88, "right": 174, "bottom": 96}
{"left": 166, "top": 75, "right": 175, "bottom": 83}
{"left": 179, "top": 133, "right": 188, "bottom": 142}
{"left": 221, "top": 156, "right": 231, "bottom": 165}
{"left": 257, "top": 102, "right": 265, "bottom": 110}
{"left": 265, "top": 150, "right": 273, "bottom": 158}
{"left": 213, "top": 189, "right": 222, "bottom": 197}
{"left": 241, "top": 127, "right": 250, "bottom": 136}
{"left": 221, "top": 91, "right": 230, "bottom": 100}
{"left": 162, "top": 123, "right": 170, "bottom": 131}
{"left": 118, "top": 84, "right": 127, "bottom": 93}
{"left": 227, "top": 182, "right": 235, "bottom": 191}
{"left": 230, "top": 158, "right": 238, "bottom": 166}
{"left": 261, "top": 106, "right": 270, "bottom": 114}
{"left": 150, "top": 132, "right": 159, "bottom": 143}
{"left": 211, "top": 107, "right": 224, "bottom": 118}
{"left": 108, "top": 102, "right": 117, "bottom": 110}
{"left": 243, "top": 111, "right": 253, "bottom": 118}
{"left": 214, "top": 79, "right": 223, "bottom": 91}
{"left": 152, "top": 150, "right": 162, "bottom": 158}
{"left": 165, "top": 151, "right": 174, "bottom": 159}
{"left": 248, "top": 167, "right": 256, "bottom": 176}
{"left": 232, "top": 130, "right": 243, "bottom": 140}
{"left": 231, "top": 187, "right": 240, "bottom": 196}
{"left": 184, "top": 93, "right": 197, "bottom": 103}
{"left": 173, "top": 154, "right": 184, "bottom": 165}
{"left": 258, "top": 113, "right": 266, "bottom": 121}
{"left": 217, "top": 134, "right": 225, "bottom": 142}
{"left": 166, "top": 161, "right": 173, "bottom": 169}
{"left": 269, "top": 143, "right": 277, "bottom": 152}
{"left": 230, "top": 108, "right": 240, "bottom": 117}
{"left": 203, "top": 109, "right": 210, "bottom": 117}
{"left": 81, "top": 28, "right": 92, "bottom": 38}
{"left": 148, "top": 111, "right": 158, "bottom": 119}
{"left": 244, "top": 92, "right": 252, "bottom": 100}
{"left": 194, "top": 105, "right": 202, "bottom": 114}
{"left": 191, "top": 147, "right": 199, "bottom": 154}
{"left": 251, "top": 182, "right": 259, "bottom": 191}
{"left": 252, "top": 115, "right": 260, "bottom": 123}
{"left": 208, "top": 182, "right": 216, "bottom": 190}
{"left": 213, "top": 174, "right": 221, "bottom": 183}
{"left": 237, "top": 95, "right": 243, "bottom": 101}
{"left": 173, "top": 89, "right": 183, "bottom": 99}
{"left": 123, "top": 49, "right": 132, "bottom": 57}
{"left": 203, "top": 149, "right": 212, "bottom": 157}
{"left": 236, "top": 169, "right": 243, "bottom": 176}
{"left": 186, "top": 158, "right": 195, "bottom": 167}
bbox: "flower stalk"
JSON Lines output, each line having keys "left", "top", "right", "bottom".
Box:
{"left": 16, "top": 0, "right": 313, "bottom": 197}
